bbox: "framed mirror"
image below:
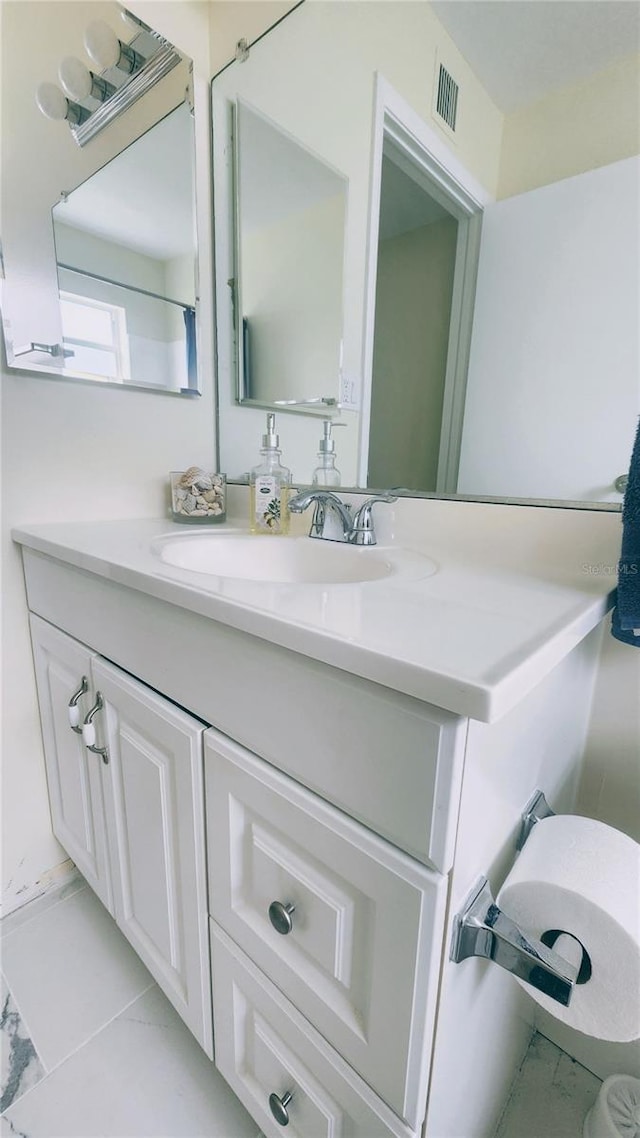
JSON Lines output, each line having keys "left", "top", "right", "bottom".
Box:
{"left": 1, "top": 1, "right": 200, "bottom": 396}
{"left": 211, "top": 1, "right": 639, "bottom": 503}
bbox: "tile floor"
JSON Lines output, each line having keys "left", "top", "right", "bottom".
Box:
{"left": 0, "top": 877, "right": 260, "bottom": 1137}
{"left": 495, "top": 1032, "right": 601, "bottom": 1138}
{"left": 1, "top": 875, "right": 602, "bottom": 1138}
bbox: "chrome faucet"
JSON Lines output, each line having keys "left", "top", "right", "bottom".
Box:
{"left": 288, "top": 490, "right": 396, "bottom": 545}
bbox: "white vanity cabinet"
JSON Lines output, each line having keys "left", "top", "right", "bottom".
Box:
{"left": 18, "top": 528, "right": 609, "bottom": 1138}
{"left": 29, "top": 613, "right": 214, "bottom": 1059}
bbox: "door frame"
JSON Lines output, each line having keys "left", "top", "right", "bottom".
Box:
{"left": 360, "top": 75, "right": 493, "bottom": 491}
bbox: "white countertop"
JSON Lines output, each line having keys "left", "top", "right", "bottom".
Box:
{"left": 13, "top": 497, "right": 621, "bottom": 722}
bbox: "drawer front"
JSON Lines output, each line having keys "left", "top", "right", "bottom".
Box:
{"left": 211, "top": 922, "right": 419, "bottom": 1138}
{"left": 205, "top": 729, "right": 447, "bottom": 1127}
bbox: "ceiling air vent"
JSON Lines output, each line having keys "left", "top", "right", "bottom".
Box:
{"left": 435, "top": 63, "right": 459, "bottom": 133}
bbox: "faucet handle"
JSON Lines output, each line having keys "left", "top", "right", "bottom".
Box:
{"left": 351, "top": 494, "right": 397, "bottom": 546}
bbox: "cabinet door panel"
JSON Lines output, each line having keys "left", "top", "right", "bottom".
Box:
{"left": 211, "top": 922, "right": 418, "bottom": 1138}
{"left": 94, "top": 658, "right": 212, "bottom": 1057}
{"left": 205, "top": 728, "right": 447, "bottom": 1127}
{"left": 29, "top": 614, "right": 112, "bottom": 910}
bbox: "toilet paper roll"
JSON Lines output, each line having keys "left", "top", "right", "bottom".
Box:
{"left": 497, "top": 814, "right": 640, "bottom": 1041}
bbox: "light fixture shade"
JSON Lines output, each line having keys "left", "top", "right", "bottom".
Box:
{"left": 35, "top": 81, "right": 68, "bottom": 121}
{"left": 84, "top": 20, "right": 120, "bottom": 70}
{"left": 58, "top": 56, "right": 92, "bottom": 101}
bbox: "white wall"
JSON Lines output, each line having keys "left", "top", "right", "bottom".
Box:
{"left": 0, "top": 0, "right": 214, "bottom": 915}
{"left": 458, "top": 156, "right": 640, "bottom": 503}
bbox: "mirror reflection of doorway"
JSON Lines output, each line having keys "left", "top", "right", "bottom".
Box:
{"left": 368, "top": 150, "right": 459, "bottom": 492}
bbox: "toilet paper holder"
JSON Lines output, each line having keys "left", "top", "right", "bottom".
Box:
{"left": 450, "top": 790, "right": 580, "bottom": 1007}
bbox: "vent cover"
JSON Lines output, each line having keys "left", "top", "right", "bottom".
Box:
{"left": 435, "top": 63, "right": 459, "bottom": 133}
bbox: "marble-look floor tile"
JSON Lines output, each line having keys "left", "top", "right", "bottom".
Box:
{"left": 2, "top": 986, "right": 259, "bottom": 1138}
{"left": 1, "top": 888, "right": 153, "bottom": 1071}
{"left": 495, "top": 1033, "right": 601, "bottom": 1138}
{"left": 0, "top": 976, "right": 46, "bottom": 1115}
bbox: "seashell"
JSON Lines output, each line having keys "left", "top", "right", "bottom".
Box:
{"left": 174, "top": 486, "right": 187, "bottom": 502}
{"left": 203, "top": 490, "right": 217, "bottom": 503}
{"left": 182, "top": 492, "right": 197, "bottom": 513}
{"left": 191, "top": 508, "right": 208, "bottom": 515}
{"left": 178, "top": 467, "right": 201, "bottom": 490}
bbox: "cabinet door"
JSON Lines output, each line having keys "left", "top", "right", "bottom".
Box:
{"left": 29, "top": 614, "right": 112, "bottom": 910}
{"left": 93, "top": 658, "right": 212, "bottom": 1057}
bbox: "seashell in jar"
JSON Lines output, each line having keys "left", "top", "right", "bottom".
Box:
{"left": 193, "top": 474, "right": 213, "bottom": 493}
{"left": 179, "top": 466, "right": 204, "bottom": 489}
{"left": 182, "top": 492, "right": 197, "bottom": 513}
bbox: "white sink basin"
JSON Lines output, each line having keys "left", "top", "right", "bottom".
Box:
{"left": 152, "top": 533, "right": 435, "bottom": 585}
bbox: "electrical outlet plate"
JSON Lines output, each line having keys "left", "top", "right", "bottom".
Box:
{"left": 339, "top": 374, "right": 360, "bottom": 409}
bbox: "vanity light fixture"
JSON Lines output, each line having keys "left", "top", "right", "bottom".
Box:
{"left": 35, "top": 8, "right": 183, "bottom": 148}
{"left": 58, "top": 57, "right": 116, "bottom": 105}
{"left": 84, "top": 19, "right": 145, "bottom": 74}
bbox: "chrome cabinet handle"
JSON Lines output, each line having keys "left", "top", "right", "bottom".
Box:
{"left": 269, "top": 1090, "right": 293, "bottom": 1126}
{"left": 82, "top": 692, "right": 109, "bottom": 764}
{"left": 68, "top": 676, "right": 89, "bottom": 732}
{"left": 268, "top": 901, "right": 295, "bottom": 935}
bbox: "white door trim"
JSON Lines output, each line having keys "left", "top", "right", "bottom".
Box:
{"left": 360, "top": 74, "right": 493, "bottom": 490}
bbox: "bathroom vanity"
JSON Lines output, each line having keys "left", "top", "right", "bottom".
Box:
{"left": 14, "top": 501, "right": 620, "bottom": 1138}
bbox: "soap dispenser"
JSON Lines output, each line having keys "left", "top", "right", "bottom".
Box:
{"left": 312, "top": 419, "right": 344, "bottom": 488}
{"left": 250, "top": 413, "right": 291, "bottom": 535}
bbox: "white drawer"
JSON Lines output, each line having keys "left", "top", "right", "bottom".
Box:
{"left": 211, "top": 922, "right": 419, "bottom": 1138}
{"left": 205, "top": 728, "right": 447, "bottom": 1128}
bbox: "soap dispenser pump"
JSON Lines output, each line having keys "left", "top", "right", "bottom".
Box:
{"left": 312, "top": 419, "right": 344, "bottom": 488}
{"left": 250, "top": 413, "right": 292, "bottom": 534}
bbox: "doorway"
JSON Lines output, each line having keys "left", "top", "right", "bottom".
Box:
{"left": 360, "top": 84, "right": 486, "bottom": 493}
{"left": 368, "top": 150, "right": 459, "bottom": 491}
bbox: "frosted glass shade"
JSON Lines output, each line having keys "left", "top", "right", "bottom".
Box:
{"left": 58, "top": 57, "right": 92, "bottom": 101}
{"left": 35, "top": 82, "right": 68, "bottom": 121}
{"left": 84, "top": 20, "right": 120, "bottom": 70}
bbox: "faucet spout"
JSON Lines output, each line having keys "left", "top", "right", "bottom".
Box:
{"left": 289, "top": 490, "right": 354, "bottom": 542}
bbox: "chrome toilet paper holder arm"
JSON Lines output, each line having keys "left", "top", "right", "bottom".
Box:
{"left": 450, "top": 876, "right": 579, "bottom": 1006}
{"left": 450, "top": 790, "right": 579, "bottom": 1007}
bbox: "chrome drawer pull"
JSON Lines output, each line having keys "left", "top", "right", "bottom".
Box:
{"left": 269, "top": 1090, "right": 293, "bottom": 1126}
{"left": 67, "top": 676, "right": 89, "bottom": 733}
{"left": 82, "top": 692, "right": 109, "bottom": 764}
{"left": 268, "top": 901, "right": 295, "bottom": 935}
